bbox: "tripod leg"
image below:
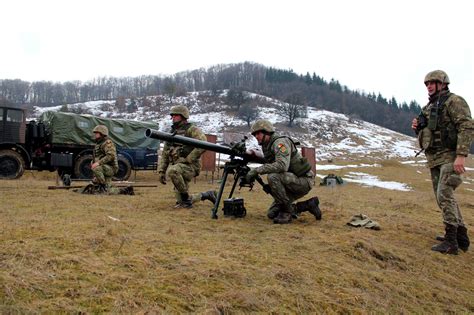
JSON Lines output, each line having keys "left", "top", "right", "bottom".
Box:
{"left": 212, "top": 167, "right": 230, "bottom": 219}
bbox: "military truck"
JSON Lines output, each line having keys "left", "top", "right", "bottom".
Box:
{"left": 0, "top": 106, "right": 159, "bottom": 182}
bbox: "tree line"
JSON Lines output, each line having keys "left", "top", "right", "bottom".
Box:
{"left": 0, "top": 62, "right": 422, "bottom": 135}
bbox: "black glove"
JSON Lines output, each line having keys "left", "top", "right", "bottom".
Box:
{"left": 245, "top": 169, "right": 258, "bottom": 183}
{"left": 158, "top": 172, "right": 166, "bottom": 185}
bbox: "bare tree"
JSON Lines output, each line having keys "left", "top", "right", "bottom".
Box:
{"left": 238, "top": 102, "right": 259, "bottom": 127}
{"left": 163, "top": 78, "right": 177, "bottom": 102}
{"left": 278, "top": 94, "right": 306, "bottom": 127}
{"left": 115, "top": 96, "right": 126, "bottom": 112}
{"left": 226, "top": 89, "right": 247, "bottom": 111}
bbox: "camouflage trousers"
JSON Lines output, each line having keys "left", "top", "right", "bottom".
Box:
{"left": 166, "top": 162, "right": 196, "bottom": 201}
{"left": 430, "top": 163, "right": 465, "bottom": 227}
{"left": 92, "top": 164, "right": 115, "bottom": 185}
{"left": 266, "top": 172, "right": 314, "bottom": 218}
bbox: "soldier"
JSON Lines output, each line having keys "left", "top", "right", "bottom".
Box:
{"left": 412, "top": 70, "right": 473, "bottom": 254}
{"left": 245, "top": 119, "right": 322, "bottom": 224}
{"left": 158, "top": 105, "right": 216, "bottom": 208}
{"left": 91, "top": 125, "right": 119, "bottom": 192}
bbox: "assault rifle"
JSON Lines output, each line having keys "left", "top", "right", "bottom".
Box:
{"left": 145, "top": 129, "right": 270, "bottom": 219}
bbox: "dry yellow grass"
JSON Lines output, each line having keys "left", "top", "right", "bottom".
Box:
{"left": 1, "top": 158, "right": 473, "bottom": 313}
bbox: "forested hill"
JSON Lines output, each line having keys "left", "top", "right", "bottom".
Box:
{"left": 0, "top": 62, "right": 422, "bottom": 135}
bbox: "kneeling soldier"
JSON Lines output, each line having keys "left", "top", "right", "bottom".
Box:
{"left": 91, "top": 125, "right": 118, "bottom": 192}
{"left": 246, "top": 119, "right": 322, "bottom": 224}
{"left": 158, "top": 105, "right": 216, "bottom": 208}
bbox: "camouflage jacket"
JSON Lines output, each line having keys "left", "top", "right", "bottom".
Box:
{"left": 418, "top": 90, "right": 473, "bottom": 168}
{"left": 158, "top": 121, "right": 206, "bottom": 174}
{"left": 255, "top": 133, "right": 312, "bottom": 177}
{"left": 94, "top": 137, "right": 119, "bottom": 172}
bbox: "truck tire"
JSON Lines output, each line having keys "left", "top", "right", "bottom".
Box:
{"left": 114, "top": 155, "right": 132, "bottom": 181}
{"left": 74, "top": 154, "right": 93, "bottom": 179}
{"left": 0, "top": 150, "right": 25, "bottom": 179}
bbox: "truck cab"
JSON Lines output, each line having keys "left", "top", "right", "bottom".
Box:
{"left": 0, "top": 106, "right": 27, "bottom": 178}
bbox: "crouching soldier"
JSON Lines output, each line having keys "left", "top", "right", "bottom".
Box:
{"left": 74, "top": 125, "right": 133, "bottom": 195}
{"left": 158, "top": 105, "right": 216, "bottom": 208}
{"left": 245, "top": 119, "right": 322, "bottom": 224}
{"left": 91, "top": 124, "right": 119, "bottom": 192}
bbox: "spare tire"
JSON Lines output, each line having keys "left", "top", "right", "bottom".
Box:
{"left": 0, "top": 150, "right": 25, "bottom": 179}
{"left": 114, "top": 155, "right": 132, "bottom": 181}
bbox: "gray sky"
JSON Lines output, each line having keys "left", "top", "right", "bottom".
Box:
{"left": 1, "top": 0, "right": 473, "bottom": 111}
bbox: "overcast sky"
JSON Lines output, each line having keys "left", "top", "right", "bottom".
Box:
{"left": 1, "top": 0, "right": 473, "bottom": 111}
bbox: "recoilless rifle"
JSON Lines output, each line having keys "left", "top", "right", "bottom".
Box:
{"left": 145, "top": 129, "right": 270, "bottom": 219}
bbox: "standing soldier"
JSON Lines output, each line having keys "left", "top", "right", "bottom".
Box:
{"left": 91, "top": 125, "right": 118, "bottom": 192}
{"left": 158, "top": 105, "right": 216, "bottom": 208}
{"left": 245, "top": 119, "right": 322, "bottom": 224}
{"left": 412, "top": 70, "right": 473, "bottom": 254}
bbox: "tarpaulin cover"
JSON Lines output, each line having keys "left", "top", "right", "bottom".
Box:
{"left": 39, "top": 111, "right": 159, "bottom": 149}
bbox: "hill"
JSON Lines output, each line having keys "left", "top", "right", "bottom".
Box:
{"left": 2, "top": 62, "right": 422, "bottom": 136}
{"left": 32, "top": 90, "right": 418, "bottom": 161}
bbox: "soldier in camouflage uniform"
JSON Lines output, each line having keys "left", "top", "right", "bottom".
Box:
{"left": 158, "top": 105, "right": 216, "bottom": 208}
{"left": 245, "top": 119, "right": 322, "bottom": 224}
{"left": 91, "top": 125, "right": 119, "bottom": 192}
{"left": 412, "top": 70, "right": 473, "bottom": 254}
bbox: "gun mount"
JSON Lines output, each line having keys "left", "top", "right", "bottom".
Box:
{"left": 145, "top": 129, "right": 269, "bottom": 219}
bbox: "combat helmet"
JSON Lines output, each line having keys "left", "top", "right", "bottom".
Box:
{"left": 170, "top": 105, "right": 190, "bottom": 119}
{"left": 93, "top": 125, "right": 109, "bottom": 136}
{"left": 251, "top": 119, "right": 275, "bottom": 135}
{"left": 424, "top": 70, "right": 450, "bottom": 84}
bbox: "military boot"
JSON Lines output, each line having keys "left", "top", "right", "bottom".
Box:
{"left": 273, "top": 205, "right": 292, "bottom": 224}
{"left": 176, "top": 192, "right": 193, "bottom": 208}
{"left": 457, "top": 226, "right": 470, "bottom": 252}
{"left": 431, "top": 224, "right": 458, "bottom": 255}
{"left": 81, "top": 183, "right": 95, "bottom": 194}
{"left": 201, "top": 190, "right": 217, "bottom": 204}
{"left": 267, "top": 206, "right": 280, "bottom": 219}
{"left": 295, "top": 197, "right": 322, "bottom": 220}
{"left": 435, "top": 226, "right": 469, "bottom": 252}
{"left": 94, "top": 184, "right": 108, "bottom": 194}
{"left": 119, "top": 186, "right": 135, "bottom": 195}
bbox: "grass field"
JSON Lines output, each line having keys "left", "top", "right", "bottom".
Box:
{"left": 1, "top": 158, "right": 473, "bottom": 314}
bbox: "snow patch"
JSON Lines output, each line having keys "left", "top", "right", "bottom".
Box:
{"left": 344, "top": 172, "right": 412, "bottom": 191}
{"left": 317, "top": 164, "right": 380, "bottom": 170}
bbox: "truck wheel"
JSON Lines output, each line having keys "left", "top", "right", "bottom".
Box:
{"left": 114, "top": 155, "right": 132, "bottom": 181}
{"left": 0, "top": 150, "right": 25, "bottom": 179}
{"left": 74, "top": 154, "right": 93, "bottom": 179}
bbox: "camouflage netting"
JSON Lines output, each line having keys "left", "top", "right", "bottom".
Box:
{"left": 39, "top": 111, "right": 159, "bottom": 149}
